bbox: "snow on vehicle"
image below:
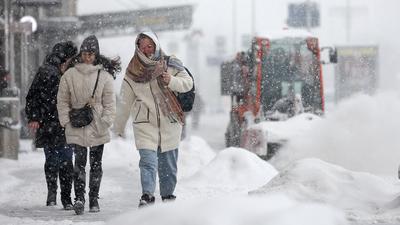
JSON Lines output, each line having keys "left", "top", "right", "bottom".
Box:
{"left": 221, "top": 30, "right": 337, "bottom": 159}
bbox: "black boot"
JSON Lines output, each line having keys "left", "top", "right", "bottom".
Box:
{"left": 161, "top": 195, "right": 176, "bottom": 202}
{"left": 62, "top": 198, "right": 73, "bottom": 210}
{"left": 89, "top": 197, "right": 100, "bottom": 213}
{"left": 73, "top": 199, "right": 85, "bottom": 215}
{"left": 138, "top": 194, "right": 155, "bottom": 208}
{"left": 73, "top": 183, "right": 85, "bottom": 215}
{"left": 88, "top": 145, "right": 103, "bottom": 213}
{"left": 46, "top": 191, "right": 57, "bottom": 206}
{"left": 45, "top": 159, "right": 58, "bottom": 206}
{"left": 73, "top": 145, "right": 88, "bottom": 215}
{"left": 60, "top": 157, "right": 74, "bottom": 210}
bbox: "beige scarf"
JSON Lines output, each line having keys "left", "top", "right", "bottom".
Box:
{"left": 126, "top": 49, "right": 185, "bottom": 125}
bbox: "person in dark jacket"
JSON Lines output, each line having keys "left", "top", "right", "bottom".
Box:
{"left": 25, "top": 41, "right": 78, "bottom": 210}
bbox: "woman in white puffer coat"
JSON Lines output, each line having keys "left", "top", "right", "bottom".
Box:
{"left": 57, "top": 35, "right": 121, "bottom": 215}
{"left": 113, "top": 31, "right": 193, "bottom": 207}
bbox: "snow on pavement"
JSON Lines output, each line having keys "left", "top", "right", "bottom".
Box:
{"left": 2, "top": 92, "right": 400, "bottom": 224}
{"left": 109, "top": 194, "right": 347, "bottom": 225}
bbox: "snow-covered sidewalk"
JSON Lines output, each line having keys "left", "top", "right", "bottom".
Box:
{"left": 1, "top": 136, "right": 398, "bottom": 225}
{"left": 0, "top": 137, "right": 346, "bottom": 225}
{"left": 3, "top": 92, "right": 400, "bottom": 225}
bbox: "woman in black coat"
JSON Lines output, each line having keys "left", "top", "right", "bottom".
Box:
{"left": 25, "top": 41, "right": 77, "bottom": 210}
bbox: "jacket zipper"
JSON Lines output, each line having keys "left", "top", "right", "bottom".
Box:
{"left": 149, "top": 81, "right": 162, "bottom": 148}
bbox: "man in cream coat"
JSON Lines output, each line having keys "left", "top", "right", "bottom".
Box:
{"left": 114, "top": 31, "right": 193, "bottom": 207}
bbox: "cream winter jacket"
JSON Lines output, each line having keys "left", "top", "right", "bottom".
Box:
{"left": 113, "top": 56, "right": 193, "bottom": 152}
{"left": 57, "top": 63, "right": 116, "bottom": 147}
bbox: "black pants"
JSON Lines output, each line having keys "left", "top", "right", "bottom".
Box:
{"left": 73, "top": 144, "right": 104, "bottom": 202}
{"left": 43, "top": 145, "right": 73, "bottom": 205}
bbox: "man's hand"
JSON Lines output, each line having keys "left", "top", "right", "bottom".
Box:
{"left": 28, "top": 121, "right": 40, "bottom": 132}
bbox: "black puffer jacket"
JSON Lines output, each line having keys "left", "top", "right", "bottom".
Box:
{"left": 25, "top": 54, "right": 66, "bottom": 148}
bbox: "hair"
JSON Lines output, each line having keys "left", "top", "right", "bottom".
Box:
{"left": 136, "top": 33, "right": 154, "bottom": 46}
{"left": 52, "top": 41, "right": 78, "bottom": 63}
{"left": 67, "top": 53, "right": 121, "bottom": 79}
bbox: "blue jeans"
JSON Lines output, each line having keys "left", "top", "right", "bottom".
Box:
{"left": 139, "top": 148, "right": 178, "bottom": 197}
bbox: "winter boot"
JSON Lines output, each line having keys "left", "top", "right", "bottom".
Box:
{"left": 60, "top": 158, "right": 73, "bottom": 211}
{"left": 46, "top": 191, "right": 57, "bottom": 206}
{"left": 161, "top": 195, "right": 176, "bottom": 202}
{"left": 63, "top": 203, "right": 74, "bottom": 211}
{"left": 62, "top": 198, "right": 73, "bottom": 210}
{"left": 138, "top": 194, "right": 155, "bottom": 208}
{"left": 73, "top": 200, "right": 85, "bottom": 215}
{"left": 89, "top": 197, "right": 100, "bottom": 213}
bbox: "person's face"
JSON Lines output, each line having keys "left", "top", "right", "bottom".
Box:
{"left": 138, "top": 37, "right": 155, "bottom": 58}
{"left": 81, "top": 51, "right": 96, "bottom": 64}
{"left": 60, "top": 58, "right": 72, "bottom": 74}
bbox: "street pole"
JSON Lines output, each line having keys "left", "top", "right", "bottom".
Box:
{"left": 4, "top": 0, "right": 10, "bottom": 71}
{"left": 9, "top": 4, "right": 15, "bottom": 87}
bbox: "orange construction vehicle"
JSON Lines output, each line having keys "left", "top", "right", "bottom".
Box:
{"left": 221, "top": 30, "right": 337, "bottom": 159}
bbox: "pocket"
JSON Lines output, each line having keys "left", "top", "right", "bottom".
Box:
{"left": 133, "top": 100, "right": 150, "bottom": 124}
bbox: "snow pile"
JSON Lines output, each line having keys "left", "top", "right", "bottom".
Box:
{"left": 179, "top": 147, "right": 278, "bottom": 195}
{"left": 272, "top": 92, "right": 400, "bottom": 174}
{"left": 251, "top": 158, "right": 399, "bottom": 217}
{"left": 108, "top": 194, "right": 347, "bottom": 225}
{"left": 102, "top": 137, "right": 138, "bottom": 169}
{"left": 178, "top": 136, "right": 216, "bottom": 178}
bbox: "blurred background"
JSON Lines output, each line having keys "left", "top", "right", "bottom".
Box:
{"left": 1, "top": 0, "right": 400, "bottom": 156}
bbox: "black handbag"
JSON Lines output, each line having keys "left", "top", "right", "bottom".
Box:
{"left": 69, "top": 70, "right": 100, "bottom": 128}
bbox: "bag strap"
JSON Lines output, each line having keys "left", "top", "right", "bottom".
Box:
{"left": 165, "top": 55, "right": 170, "bottom": 65}
{"left": 91, "top": 69, "right": 100, "bottom": 98}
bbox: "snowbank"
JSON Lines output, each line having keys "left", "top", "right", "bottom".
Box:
{"left": 108, "top": 194, "right": 347, "bottom": 225}
{"left": 251, "top": 158, "right": 399, "bottom": 218}
{"left": 178, "top": 147, "right": 278, "bottom": 197}
{"left": 271, "top": 92, "right": 400, "bottom": 175}
{"left": 178, "top": 136, "right": 216, "bottom": 178}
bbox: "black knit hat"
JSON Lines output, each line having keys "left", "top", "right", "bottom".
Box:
{"left": 80, "top": 35, "right": 99, "bottom": 55}
{"left": 52, "top": 41, "right": 78, "bottom": 63}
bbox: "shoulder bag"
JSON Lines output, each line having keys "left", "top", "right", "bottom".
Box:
{"left": 69, "top": 70, "right": 100, "bottom": 128}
